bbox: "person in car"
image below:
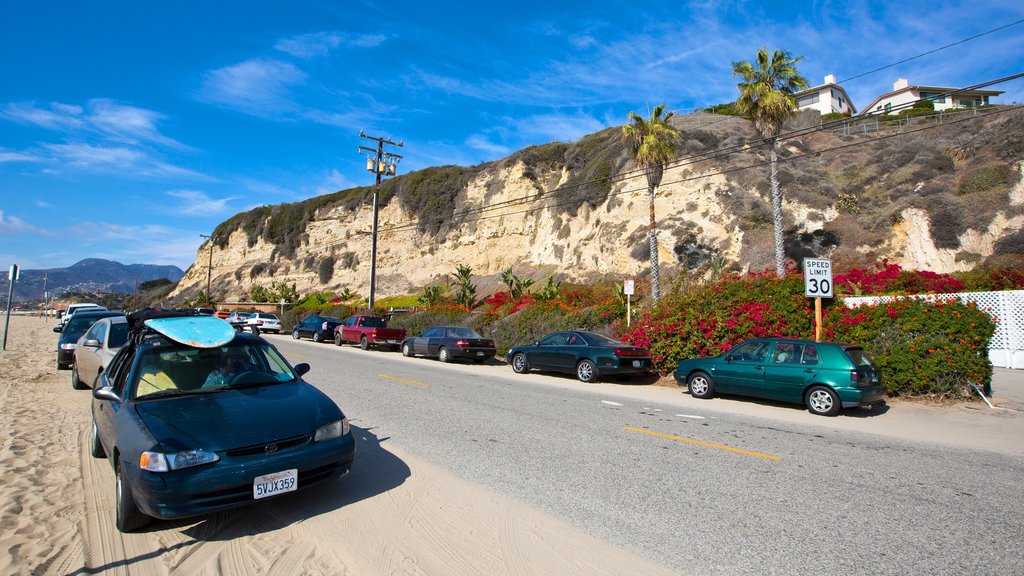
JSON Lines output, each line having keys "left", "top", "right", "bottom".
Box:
{"left": 203, "top": 351, "right": 249, "bottom": 388}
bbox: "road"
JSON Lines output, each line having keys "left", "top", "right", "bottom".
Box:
{"left": 271, "top": 334, "right": 1024, "bottom": 575}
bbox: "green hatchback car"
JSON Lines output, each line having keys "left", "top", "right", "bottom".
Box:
{"left": 673, "top": 338, "right": 885, "bottom": 416}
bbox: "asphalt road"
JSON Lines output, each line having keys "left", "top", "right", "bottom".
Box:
{"left": 271, "top": 334, "right": 1024, "bottom": 575}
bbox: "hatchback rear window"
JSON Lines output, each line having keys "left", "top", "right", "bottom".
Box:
{"left": 845, "top": 347, "right": 875, "bottom": 367}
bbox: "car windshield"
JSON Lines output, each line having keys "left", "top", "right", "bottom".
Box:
{"left": 67, "top": 315, "right": 114, "bottom": 334}
{"left": 134, "top": 341, "right": 298, "bottom": 399}
{"left": 260, "top": 314, "right": 279, "bottom": 320}
{"left": 845, "top": 348, "right": 876, "bottom": 368}
{"left": 448, "top": 327, "right": 481, "bottom": 338}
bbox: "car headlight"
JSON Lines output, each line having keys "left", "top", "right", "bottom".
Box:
{"left": 60, "top": 342, "right": 77, "bottom": 351}
{"left": 314, "top": 418, "right": 349, "bottom": 442}
{"left": 140, "top": 449, "right": 220, "bottom": 472}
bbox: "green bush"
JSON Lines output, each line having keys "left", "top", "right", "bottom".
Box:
{"left": 388, "top": 306, "right": 474, "bottom": 338}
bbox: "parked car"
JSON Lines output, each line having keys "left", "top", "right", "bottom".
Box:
{"left": 72, "top": 316, "right": 129, "bottom": 389}
{"left": 215, "top": 309, "right": 231, "bottom": 319}
{"left": 292, "top": 315, "right": 345, "bottom": 343}
{"left": 224, "top": 311, "right": 251, "bottom": 329}
{"left": 508, "top": 331, "right": 652, "bottom": 383}
{"left": 334, "top": 314, "right": 407, "bottom": 350}
{"left": 247, "top": 312, "right": 282, "bottom": 334}
{"left": 90, "top": 311, "right": 356, "bottom": 532}
{"left": 193, "top": 307, "right": 216, "bottom": 316}
{"left": 401, "top": 326, "right": 496, "bottom": 363}
{"left": 60, "top": 303, "right": 106, "bottom": 327}
{"left": 673, "top": 338, "right": 885, "bottom": 416}
{"left": 54, "top": 310, "right": 125, "bottom": 370}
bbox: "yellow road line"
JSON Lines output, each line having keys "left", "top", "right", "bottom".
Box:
{"left": 380, "top": 374, "right": 429, "bottom": 387}
{"left": 287, "top": 354, "right": 307, "bottom": 359}
{"left": 624, "top": 426, "right": 780, "bottom": 461}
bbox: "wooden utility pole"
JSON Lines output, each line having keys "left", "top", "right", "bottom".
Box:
{"left": 200, "top": 234, "right": 216, "bottom": 305}
{"left": 357, "top": 131, "right": 403, "bottom": 309}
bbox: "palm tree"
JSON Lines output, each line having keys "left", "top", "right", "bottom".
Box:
{"left": 622, "top": 104, "right": 680, "bottom": 303}
{"left": 732, "top": 48, "right": 808, "bottom": 277}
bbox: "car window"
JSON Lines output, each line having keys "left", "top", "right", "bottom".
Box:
{"left": 772, "top": 343, "right": 802, "bottom": 364}
{"left": 579, "top": 332, "right": 620, "bottom": 346}
{"left": 566, "top": 334, "right": 584, "bottom": 346}
{"left": 845, "top": 348, "right": 875, "bottom": 368}
{"left": 421, "top": 327, "right": 439, "bottom": 338}
{"left": 84, "top": 322, "right": 101, "bottom": 341}
{"left": 539, "top": 333, "right": 568, "bottom": 346}
{"left": 801, "top": 345, "right": 820, "bottom": 365}
{"left": 134, "top": 341, "right": 298, "bottom": 399}
{"left": 108, "top": 323, "right": 128, "bottom": 348}
{"left": 93, "top": 322, "right": 108, "bottom": 344}
{"left": 360, "top": 317, "right": 386, "bottom": 328}
{"left": 107, "top": 347, "right": 134, "bottom": 397}
{"left": 730, "top": 341, "right": 769, "bottom": 363}
{"left": 449, "top": 327, "right": 479, "bottom": 338}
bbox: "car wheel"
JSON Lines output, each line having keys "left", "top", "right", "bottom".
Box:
{"left": 511, "top": 353, "right": 529, "bottom": 374}
{"left": 402, "top": 343, "right": 412, "bottom": 357}
{"left": 360, "top": 336, "right": 369, "bottom": 350}
{"left": 334, "top": 332, "right": 343, "bottom": 346}
{"left": 115, "top": 459, "right": 150, "bottom": 532}
{"left": 687, "top": 372, "right": 715, "bottom": 399}
{"left": 292, "top": 330, "right": 301, "bottom": 340}
{"left": 576, "top": 359, "right": 598, "bottom": 383}
{"left": 90, "top": 421, "right": 106, "bottom": 458}
{"left": 71, "top": 362, "right": 86, "bottom": 390}
{"left": 438, "top": 347, "right": 451, "bottom": 363}
{"left": 806, "top": 385, "right": 841, "bottom": 416}
{"left": 313, "top": 331, "right": 324, "bottom": 343}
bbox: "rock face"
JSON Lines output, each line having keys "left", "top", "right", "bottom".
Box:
{"left": 173, "top": 109, "right": 1024, "bottom": 301}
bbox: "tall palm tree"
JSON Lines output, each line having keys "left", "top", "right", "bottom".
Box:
{"left": 622, "top": 104, "right": 680, "bottom": 303}
{"left": 732, "top": 48, "right": 808, "bottom": 276}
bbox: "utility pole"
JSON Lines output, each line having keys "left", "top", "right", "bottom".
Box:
{"left": 200, "top": 234, "right": 216, "bottom": 305}
{"left": 358, "top": 131, "right": 403, "bottom": 309}
{"left": 3, "top": 264, "right": 18, "bottom": 351}
{"left": 41, "top": 272, "right": 47, "bottom": 320}
{"left": 132, "top": 274, "right": 138, "bottom": 313}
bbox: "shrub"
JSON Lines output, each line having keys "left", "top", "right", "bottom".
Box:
{"left": 834, "top": 261, "right": 964, "bottom": 296}
{"left": 388, "top": 306, "right": 474, "bottom": 338}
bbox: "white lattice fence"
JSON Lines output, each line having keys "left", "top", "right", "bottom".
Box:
{"left": 843, "top": 290, "right": 1024, "bottom": 369}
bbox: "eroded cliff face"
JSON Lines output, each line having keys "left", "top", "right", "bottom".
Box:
{"left": 172, "top": 112, "right": 1024, "bottom": 302}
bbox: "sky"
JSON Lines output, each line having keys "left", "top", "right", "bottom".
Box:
{"left": 2, "top": 0, "right": 1023, "bottom": 273}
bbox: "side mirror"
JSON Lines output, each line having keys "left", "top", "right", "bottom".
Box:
{"left": 725, "top": 355, "right": 734, "bottom": 362}
{"left": 293, "top": 363, "right": 311, "bottom": 377}
{"left": 92, "top": 386, "right": 121, "bottom": 403}
{"left": 53, "top": 326, "right": 62, "bottom": 333}
{"left": 83, "top": 338, "right": 101, "bottom": 348}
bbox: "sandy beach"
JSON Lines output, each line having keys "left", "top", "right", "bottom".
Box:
{"left": 0, "top": 315, "right": 678, "bottom": 576}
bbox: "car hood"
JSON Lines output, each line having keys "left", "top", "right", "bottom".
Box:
{"left": 134, "top": 382, "right": 342, "bottom": 451}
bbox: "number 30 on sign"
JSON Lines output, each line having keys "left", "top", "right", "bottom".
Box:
{"left": 803, "top": 258, "right": 833, "bottom": 298}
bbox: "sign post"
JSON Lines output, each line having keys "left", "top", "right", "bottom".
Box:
{"left": 803, "top": 258, "right": 833, "bottom": 342}
{"left": 3, "top": 264, "right": 18, "bottom": 351}
{"left": 624, "top": 280, "right": 635, "bottom": 327}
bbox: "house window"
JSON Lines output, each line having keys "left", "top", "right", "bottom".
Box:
{"left": 797, "top": 93, "right": 819, "bottom": 106}
{"left": 919, "top": 91, "right": 946, "bottom": 104}
{"left": 838, "top": 97, "right": 844, "bottom": 109}
{"left": 884, "top": 102, "right": 892, "bottom": 113}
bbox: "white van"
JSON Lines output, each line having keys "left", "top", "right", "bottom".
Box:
{"left": 61, "top": 303, "right": 107, "bottom": 326}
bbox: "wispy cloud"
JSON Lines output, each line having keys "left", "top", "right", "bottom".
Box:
{"left": 199, "top": 59, "right": 307, "bottom": 116}
{"left": 314, "top": 168, "right": 356, "bottom": 195}
{"left": 275, "top": 31, "right": 387, "bottom": 59}
{"left": 0, "top": 149, "right": 42, "bottom": 163}
{"left": 84, "top": 222, "right": 205, "bottom": 268}
{"left": 166, "top": 189, "right": 238, "bottom": 215}
{"left": 2, "top": 99, "right": 187, "bottom": 148}
{"left": 43, "top": 143, "right": 204, "bottom": 178}
{"left": 465, "top": 134, "right": 510, "bottom": 156}
{"left": 0, "top": 211, "right": 54, "bottom": 236}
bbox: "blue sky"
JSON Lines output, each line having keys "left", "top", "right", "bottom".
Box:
{"left": 2, "top": 0, "right": 1022, "bottom": 272}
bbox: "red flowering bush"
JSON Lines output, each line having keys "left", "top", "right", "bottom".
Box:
{"left": 835, "top": 261, "right": 965, "bottom": 296}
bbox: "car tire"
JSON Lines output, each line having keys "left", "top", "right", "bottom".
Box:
{"left": 438, "top": 347, "right": 451, "bottom": 363}
{"left": 360, "top": 336, "right": 369, "bottom": 350}
{"left": 71, "top": 362, "right": 86, "bottom": 390}
{"left": 576, "top": 359, "right": 598, "bottom": 383}
{"left": 90, "top": 421, "right": 106, "bottom": 458}
{"left": 312, "top": 331, "right": 324, "bottom": 343}
{"left": 806, "top": 385, "right": 841, "bottom": 416}
{"left": 402, "top": 343, "right": 412, "bottom": 357}
{"left": 334, "top": 332, "right": 343, "bottom": 346}
{"left": 292, "top": 330, "right": 301, "bottom": 340}
{"left": 115, "top": 459, "right": 150, "bottom": 532}
{"left": 688, "top": 372, "right": 715, "bottom": 399}
{"left": 511, "top": 353, "right": 529, "bottom": 374}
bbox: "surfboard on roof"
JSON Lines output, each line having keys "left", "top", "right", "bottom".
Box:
{"left": 144, "top": 316, "right": 236, "bottom": 348}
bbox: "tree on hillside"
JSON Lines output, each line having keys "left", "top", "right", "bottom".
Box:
{"left": 732, "top": 48, "right": 808, "bottom": 277}
{"left": 622, "top": 104, "right": 680, "bottom": 303}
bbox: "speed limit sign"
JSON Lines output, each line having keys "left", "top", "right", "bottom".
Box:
{"left": 803, "top": 258, "right": 833, "bottom": 298}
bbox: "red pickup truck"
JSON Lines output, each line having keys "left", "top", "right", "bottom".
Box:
{"left": 334, "top": 315, "right": 407, "bottom": 351}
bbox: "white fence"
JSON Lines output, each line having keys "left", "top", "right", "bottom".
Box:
{"left": 844, "top": 290, "right": 1024, "bottom": 369}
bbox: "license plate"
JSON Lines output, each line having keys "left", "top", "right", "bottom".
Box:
{"left": 253, "top": 469, "right": 297, "bottom": 500}
{"left": 386, "top": 339, "right": 397, "bottom": 344}
{"left": 632, "top": 360, "right": 643, "bottom": 368}
{"left": 476, "top": 351, "right": 484, "bottom": 356}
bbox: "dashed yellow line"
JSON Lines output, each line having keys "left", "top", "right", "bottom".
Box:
{"left": 380, "top": 374, "right": 429, "bottom": 387}
{"left": 287, "top": 354, "right": 307, "bottom": 359}
{"left": 624, "top": 426, "right": 780, "bottom": 461}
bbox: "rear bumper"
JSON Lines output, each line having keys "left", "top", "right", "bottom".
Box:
{"left": 839, "top": 384, "right": 887, "bottom": 408}
{"left": 451, "top": 348, "right": 496, "bottom": 360}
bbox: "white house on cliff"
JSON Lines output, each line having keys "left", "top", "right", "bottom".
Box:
{"left": 794, "top": 74, "right": 857, "bottom": 115}
{"left": 861, "top": 78, "right": 1003, "bottom": 115}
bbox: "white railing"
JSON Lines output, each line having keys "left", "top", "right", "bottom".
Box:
{"left": 844, "top": 290, "right": 1024, "bottom": 369}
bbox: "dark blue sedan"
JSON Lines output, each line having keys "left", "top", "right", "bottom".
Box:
{"left": 91, "top": 322, "right": 355, "bottom": 532}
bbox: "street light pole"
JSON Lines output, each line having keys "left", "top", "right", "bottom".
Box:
{"left": 358, "top": 131, "right": 403, "bottom": 309}
{"left": 200, "top": 234, "right": 216, "bottom": 305}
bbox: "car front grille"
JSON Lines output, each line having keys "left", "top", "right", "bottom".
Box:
{"left": 225, "top": 434, "right": 312, "bottom": 457}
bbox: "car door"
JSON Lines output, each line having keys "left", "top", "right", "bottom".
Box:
{"left": 762, "top": 342, "right": 817, "bottom": 403}
{"left": 415, "top": 327, "right": 438, "bottom": 355}
{"left": 715, "top": 341, "right": 770, "bottom": 396}
{"left": 556, "top": 332, "right": 588, "bottom": 370}
{"left": 93, "top": 346, "right": 134, "bottom": 452}
{"left": 531, "top": 333, "right": 568, "bottom": 370}
{"left": 78, "top": 321, "right": 105, "bottom": 384}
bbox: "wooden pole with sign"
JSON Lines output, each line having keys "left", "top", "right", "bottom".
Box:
{"left": 815, "top": 297, "right": 822, "bottom": 342}
{"left": 803, "top": 258, "right": 832, "bottom": 344}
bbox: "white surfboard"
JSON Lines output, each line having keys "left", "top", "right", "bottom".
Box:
{"left": 144, "top": 316, "right": 236, "bottom": 348}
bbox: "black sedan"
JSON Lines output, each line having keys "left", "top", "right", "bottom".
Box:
{"left": 91, "top": 316, "right": 355, "bottom": 532}
{"left": 401, "top": 326, "right": 496, "bottom": 363}
{"left": 291, "top": 315, "right": 344, "bottom": 343}
{"left": 54, "top": 310, "right": 125, "bottom": 370}
{"left": 507, "top": 331, "right": 652, "bottom": 382}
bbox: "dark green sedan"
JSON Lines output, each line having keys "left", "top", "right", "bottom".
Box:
{"left": 508, "top": 331, "right": 652, "bottom": 382}
{"left": 673, "top": 338, "right": 885, "bottom": 416}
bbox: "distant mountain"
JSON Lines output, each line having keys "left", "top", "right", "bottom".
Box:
{"left": 8, "top": 258, "right": 184, "bottom": 302}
